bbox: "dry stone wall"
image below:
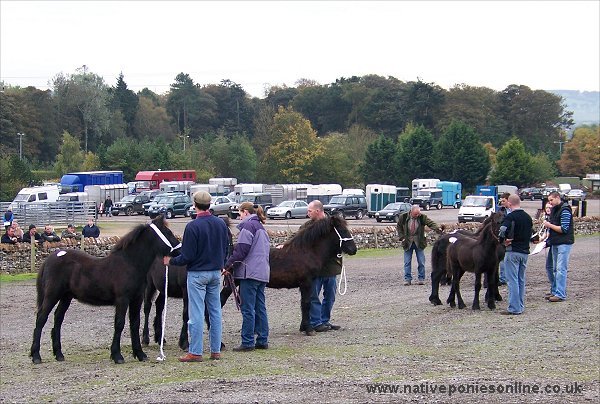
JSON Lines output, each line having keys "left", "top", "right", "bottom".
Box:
{"left": 2, "top": 218, "right": 599, "bottom": 274}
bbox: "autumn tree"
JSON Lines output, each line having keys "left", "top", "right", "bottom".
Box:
{"left": 557, "top": 125, "right": 600, "bottom": 176}
{"left": 257, "top": 106, "right": 323, "bottom": 183}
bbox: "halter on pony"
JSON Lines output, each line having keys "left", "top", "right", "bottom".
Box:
{"left": 149, "top": 223, "right": 182, "bottom": 362}
{"left": 333, "top": 226, "right": 354, "bottom": 296}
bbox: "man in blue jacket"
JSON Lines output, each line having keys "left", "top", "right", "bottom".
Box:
{"left": 164, "top": 191, "right": 230, "bottom": 362}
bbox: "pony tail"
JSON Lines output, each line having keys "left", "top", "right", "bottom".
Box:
{"left": 255, "top": 205, "right": 267, "bottom": 224}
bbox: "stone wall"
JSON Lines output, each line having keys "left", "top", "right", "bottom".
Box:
{"left": 2, "top": 218, "right": 599, "bottom": 274}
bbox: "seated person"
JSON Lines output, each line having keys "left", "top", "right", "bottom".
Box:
{"left": 82, "top": 218, "right": 100, "bottom": 238}
{"left": 40, "top": 224, "right": 61, "bottom": 243}
{"left": 11, "top": 221, "right": 24, "bottom": 240}
{"left": 23, "top": 224, "right": 42, "bottom": 244}
{"left": 1, "top": 226, "right": 19, "bottom": 244}
{"left": 61, "top": 224, "right": 81, "bottom": 240}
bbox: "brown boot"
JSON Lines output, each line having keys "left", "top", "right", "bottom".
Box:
{"left": 179, "top": 353, "right": 203, "bottom": 362}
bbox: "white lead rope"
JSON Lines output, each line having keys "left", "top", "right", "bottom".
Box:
{"left": 334, "top": 227, "right": 353, "bottom": 296}
{"left": 149, "top": 223, "right": 181, "bottom": 362}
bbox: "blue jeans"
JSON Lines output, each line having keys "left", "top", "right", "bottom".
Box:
{"left": 545, "top": 247, "right": 554, "bottom": 294}
{"left": 404, "top": 242, "right": 426, "bottom": 281}
{"left": 504, "top": 251, "right": 528, "bottom": 314}
{"left": 239, "top": 279, "right": 269, "bottom": 347}
{"left": 499, "top": 259, "right": 506, "bottom": 284}
{"left": 551, "top": 244, "right": 572, "bottom": 300}
{"left": 309, "top": 276, "right": 337, "bottom": 328}
{"left": 187, "top": 270, "right": 222, "bottom": 355}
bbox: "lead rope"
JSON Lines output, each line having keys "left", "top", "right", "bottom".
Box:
{"left": 149, "top": 223, "right": 181, "bottom": 362}
{"left": 334, "top": 227, "right": 353, "bottom": 296}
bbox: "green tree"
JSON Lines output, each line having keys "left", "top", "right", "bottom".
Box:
{"left": 109, "top": 73, "right": 139, "bottom": 136}
{"left": 81, "top": 152, "right": 101, "bottom": 171}
{"left": 434, "top": 121, "right": 490, "bottom": 190}
{"left": 54, "top": 131, "right": 84, "bottom": 175}
{"left": 133, "top": 96, "right": 177, "bottom": 141}
{"left": 0, "top": 154, "right": 34, "bottom": 200}
{"left": 489, "top": 137, "right": 533, "bottom": 187}
{"left": 257, "top": 107, "right": 322, "bottom": 183}
{"left": 310, "top": 134, "right": 356, "bottom": 187}
{"left": 359, "top": 136, "right": 398, "bottom": 184}
{"left": 396, "top": 124, "right": 437, "bottom": 185}
{"left": 528, "top": 153, "right": 556, "bottom": 184}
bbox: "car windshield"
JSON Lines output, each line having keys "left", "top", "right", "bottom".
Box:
{"left": 240, "top": 195, "right": 257, "bottom": 202}
{"left": 463, "top": 197, "right": 488, "bottom": 207}
{"left": 383, "top": 203, "right": 402, "bottom": 210}
{"left": 13, "top": 194, "right": 29, "bottom": 202}
{"left": 153, "top": 196, "right": 169, "bottom": 204}
{"left": 416, "top": 190, "right": 431, "bottom": 197}
{"left": 278, "top": 201, "right": 295, "bottom": 207}
{"left": 120, "top": 195, "right": 136, "bottom": 202}
{"left": 328, "top": 196, "right": 346, "bottom": 204}
{"left": 160, "top": 197, "right": 176, "bottom": 204}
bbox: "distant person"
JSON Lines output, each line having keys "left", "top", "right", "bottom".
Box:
{"left": 543, "top": 191, "right": 574, "bottom": 302}
{"left": 4, "top": 207, "right": 14, "bottom": 228}
{"left": 61, "top": 224, "right": 81, "bottom": 240}
{"left": 536, "top": 204, "right": 554, "bottom": 298}
{"left": 103, "top": 195, "right": 114, "bottom": 217}
{"left": 11, "top": 221, "right": 24, "bottom": 241}
{"left": 82, "top": 218, "right": 100, "bottom": 238}
{"left": 22, "top": 224, "right": 42, "bottom": 244}
{"left": 40, "top": 224, "right": 61, "bottom": 243}
{"left": 1, "top": 226, "right": 19, "bottom": 244}
{"left": 397, "top": 205, "right": 439, "bottom": 285}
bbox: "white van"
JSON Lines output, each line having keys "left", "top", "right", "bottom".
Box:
{"left": 10, "top": 185, "right": 60, "bottom": 209}
{"left": 457, "top": 195, "right": 496, "bottom": 223}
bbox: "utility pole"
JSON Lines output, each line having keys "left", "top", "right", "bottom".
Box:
{"left": 17, "top": 132, "right": 25, "bottom": 160}
{"left": 554, "top": 140, "right": 568, "bottom": 154}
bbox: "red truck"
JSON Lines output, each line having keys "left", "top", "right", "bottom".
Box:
{"left": 134, "top": 170, "right": 196, "bottom": 191}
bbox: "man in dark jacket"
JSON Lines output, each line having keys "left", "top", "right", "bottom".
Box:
{"left": 22, "top": 224, "right": 42, "bottom": 244}
{"left": 103, "top": 196, "right": 114, "bottom": 217}
{"left": 1, "top": 226, "right": 19, "bottom": 244}
{"left": 498, "top": 195, "right": 533, "bottom": 315}
{"left": 543, "top": 191, "right": 574, "bottom": 302}
{"left": 302, "top": 200, "right": 342, "bottom": 333}
{"left": 397, "top": 205, "right": 439, "bottom": 285}
{"left": 82, "top": 218, "right": 100, "bottom": 238}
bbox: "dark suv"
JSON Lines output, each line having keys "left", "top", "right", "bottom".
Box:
{"left": 229, "top": 193, "right": 273, "bottom": 219}
{"left": 410, "top": 189, "right": 443, "bottom": 210}
{"left": 323, "top": 195, "right": 368, "bottom": 219}
{"left": 519, "top": 187, "right": 544, "bottom": 201}
{"left": 148, "top": 193, "right": 193, "bottom": 219}
{"left": 112, "top": 194, "right": 151, "bottom": 216}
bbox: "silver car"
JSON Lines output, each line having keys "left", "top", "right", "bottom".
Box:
{"left": 266, "top": 200, "right": 309, "bottom": 219}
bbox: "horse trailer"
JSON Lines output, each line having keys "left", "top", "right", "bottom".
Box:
{"left": 366, "top": 184, "right": 397, "bottom": 217}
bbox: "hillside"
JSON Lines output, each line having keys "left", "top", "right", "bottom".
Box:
{"left": 549, "top": 89, "right": 600, "bottom": 127}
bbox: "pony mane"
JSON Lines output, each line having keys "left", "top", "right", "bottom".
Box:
{"left": 113, "top": 223, "right": 148, "bottom": 252}
{"left": 288, "top": 216, "right": 346, "bottom": 249}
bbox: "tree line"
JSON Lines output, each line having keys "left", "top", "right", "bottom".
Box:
{"left": 1, "top": 66, "right": 598, "bottom": 200}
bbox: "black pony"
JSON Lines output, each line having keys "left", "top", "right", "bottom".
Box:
{"left": 445, "top": 213, "right": 502, "bottom": 310}
{"left": 429, "top": 214, "right": 505, "bottom": 306}
{"left": 30, "top": 215, "right": 180, "bottom": 364}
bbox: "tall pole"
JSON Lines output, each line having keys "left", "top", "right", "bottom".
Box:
{"left": 17, "top": 132, "right": 25, "bottom": 160}
{"left": 553, "top": 140, "right": 567, "bottom": 154}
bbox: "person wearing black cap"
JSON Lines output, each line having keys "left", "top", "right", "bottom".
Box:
{"left": 23, "top": 224, "right": 42, "bottom": 243}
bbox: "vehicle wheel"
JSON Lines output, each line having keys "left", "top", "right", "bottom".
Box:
{"left": 336, "top": 211, "right": 345, "bottom": 219}
{"left": 453, "top": 202, "right": 460, "bottom": 209}
{"left": 376, "top": 218, "right": 382, "bottom": 223}
{"left": 166, "top": 210, "right": 173, "bottom": 219}
{"left": 436, "top": 202, "right": 442, "bottom": 210}
{"left": 355, "top": 210, "right": 364, "bottom": 220}
{"left": 424, "top": 203, "right": 430, "bottom": 211}
{"left": 113, "top": 211, "right": 119, "bottom": 216}
{"left": 228, "top": 212, "right": 238, "bottom": 220}
{"left": 126, "top": 207, "right": 133, "bottom": 216}
{"left": 285, "top": 211, "right": 292, "bottom": 219}
{"left": 184, "top": 209, "right": 190, "bottom": 217}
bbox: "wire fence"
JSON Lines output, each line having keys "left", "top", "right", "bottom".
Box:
{"left": 1, "top": 202, "right": 97, "bottom": 228}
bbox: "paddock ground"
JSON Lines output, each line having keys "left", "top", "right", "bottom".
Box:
{"left": 0, "top": 236, "right": 598, "bottom": 403}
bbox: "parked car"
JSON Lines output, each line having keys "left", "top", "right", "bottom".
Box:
{"left": 518, "top": 187, "right": 544, "bottom": 201}
{"left": 229, "top": 193, "right": 273, "bottom": 219}
{"left": 374, "top": 202, "right": 412, "bottom": 223}
{"left": 143, "top": 192, "right": 185, "bottom": 215}
{"left": 112, "top": 194, "right": 151, "bottom": 216}
{"left": 266, "top": 200, "right": 309, "bottom": 219}
{"left": 188, "top": 195, "right": 238, "bottom": 219}
{"left": 541, "top": 187, "right": 559, "bottom": 197}
{"left": 323, "top": 194, "right": 368, "bottom": 219}
{"left": 566, "top": 189, "right": 586, "bottom": 201}
{"left": 148, "top": 193, "right": 193, "bottom": 219}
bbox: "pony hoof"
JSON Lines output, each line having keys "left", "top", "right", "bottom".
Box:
{"left": 305, "top": 330, "right": 316, "bottom": 336}
{"left": 138, "top": 355, "right": 148, "bottom": 362}
{"left": 32, "top": 356, "right": 42, "bottom": 365}
{"left": 55, "top": 354, "right": 65, "bottom": 362}
{"left": 472, "top": 306, "right": 480, "bottom": 310}
{"left": 495, "top": 295, "right": 503, "bottom": 302}
{"left": 429, "top": 297, "right": 442, "bottom": 306}
{"left": 458, "top": 304, "right": 466, "bottom": 309}
{"left": 112, "top": 355, "right": 125, "bottom": 364}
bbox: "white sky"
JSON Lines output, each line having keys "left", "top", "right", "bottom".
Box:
{"left": 1, "top": 1, "right": 599, "bottom": 98}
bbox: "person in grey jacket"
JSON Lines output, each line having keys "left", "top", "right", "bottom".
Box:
{"left": 224, "top": 201, "right": 271, "bottom": 351}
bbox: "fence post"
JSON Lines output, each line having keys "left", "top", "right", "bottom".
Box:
{"left": 373, "top": 227, "right": 378, "bottom": 249}
{"left": 30, "top": 237, "right": 36, "bottom": 273}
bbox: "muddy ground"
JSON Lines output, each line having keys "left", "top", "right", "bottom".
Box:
{"left": 0, "top": 236, "right": 598, "bottom": 403}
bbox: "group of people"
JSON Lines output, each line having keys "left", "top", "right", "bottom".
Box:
{"left": 396, "top": 192, "right": 573, "bottom": 316}
{"left": 98, "top": 196, "right": 114, "bottom": 217}
{"left": 164, "top": 194, "right": 342, "bottom": 362}
{"left": 2, "top": 216, "right": 102, "bottom": 245}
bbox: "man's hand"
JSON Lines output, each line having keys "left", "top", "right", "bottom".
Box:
{"left": 222, "top": 268, "right": 230, "bottom": 276}
{"left": 163, "top": 256, "right": 170, "bottom": 266}
{"left": 504, "top": 239, "right": 513, "bottom": 247}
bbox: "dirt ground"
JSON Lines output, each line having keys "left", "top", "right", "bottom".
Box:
{"left": 0, "top": 236, "right": 598, "bottom": 403}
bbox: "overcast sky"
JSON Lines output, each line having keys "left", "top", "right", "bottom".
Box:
{"left": 1, "top": 1, "right": 598, "bottom": 98}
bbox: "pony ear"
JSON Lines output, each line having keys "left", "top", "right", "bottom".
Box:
{"left": 152, "top": 214, "right": 167, "bottom": 227}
